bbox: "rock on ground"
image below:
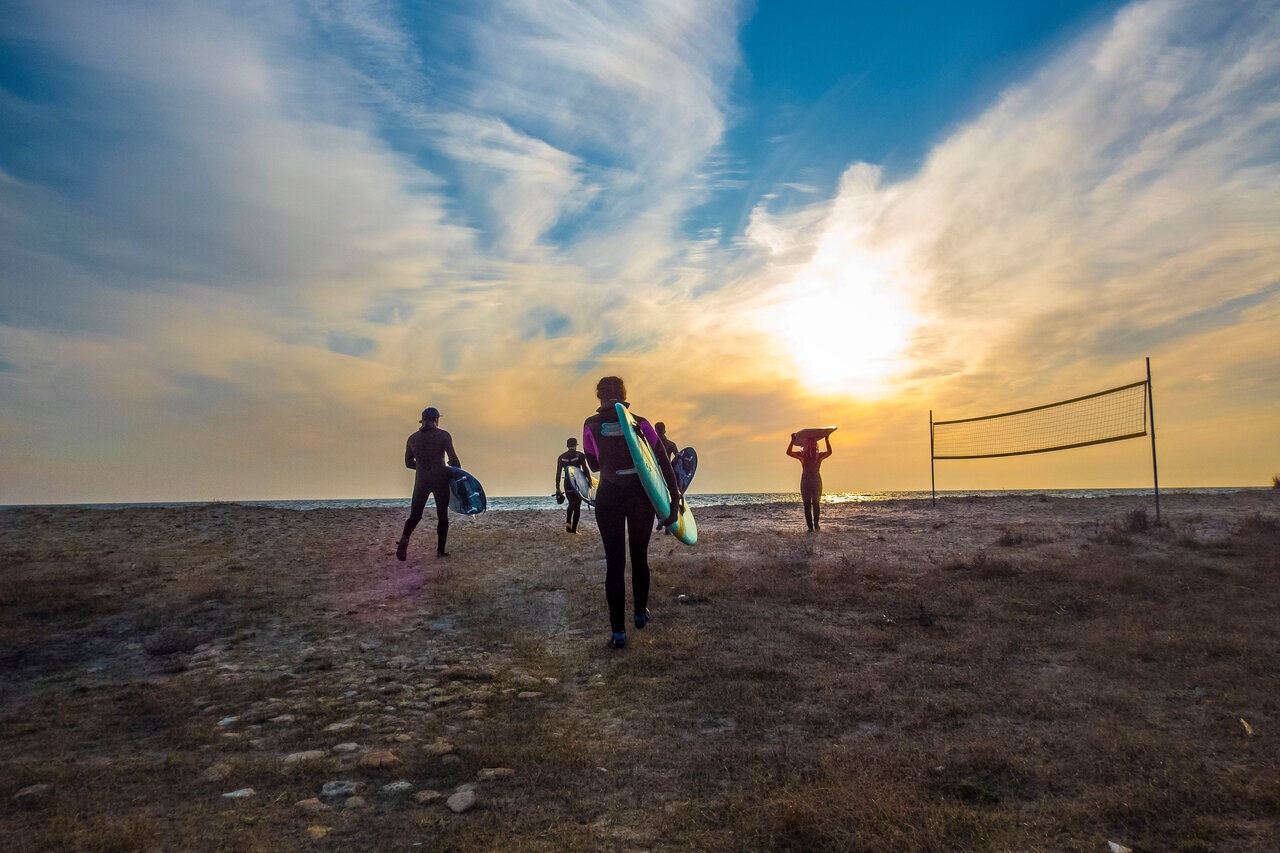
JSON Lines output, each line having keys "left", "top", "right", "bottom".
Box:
{"left": 447, "top": 789, "right": 477, "bottom": 813}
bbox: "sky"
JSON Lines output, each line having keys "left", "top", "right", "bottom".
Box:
{"left": 1, "top": 0, "right": 1277, "bottom": 504}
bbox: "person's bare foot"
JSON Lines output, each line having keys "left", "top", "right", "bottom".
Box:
{"left": 395, "top": 539, "right": 408, "bottom": 561}
{"left": 436, "top": 550, "right": 450, "bottom": 558}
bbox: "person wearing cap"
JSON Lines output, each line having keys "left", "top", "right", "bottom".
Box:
{"left": 397, "top": 407, "right": 461, "bottom": 560}
{"left": 554, "top": 437, "right": 589, "bottom": 534}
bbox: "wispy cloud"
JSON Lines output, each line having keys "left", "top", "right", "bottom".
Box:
{"left": 1, "top": 0, "right": 1275, "bottom": 502}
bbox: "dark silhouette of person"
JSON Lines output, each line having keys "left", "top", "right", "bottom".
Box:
{"left": 582, "top": 376, "right": 680, "bottom": 650}
{"left": 653, "top": 422, "right": 679, "bottom": 532}
{"left": 397, "top": 407, "right": 460, "bottom": 560}
{"left": 787, "top": 433, "right": 832, "bottom": 531}
{"left": 554, "top": 437, "right": 588, "bottom": 534}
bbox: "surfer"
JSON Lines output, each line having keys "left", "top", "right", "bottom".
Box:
{"left": 654, "top": 423, "right": 678, "bottom": 533}
{"left": 396, "top": 407, "right": 461, "bottom": 560}
{"left": 583, "top": 376, "right": 680, "bottom": 650}
{"left": 554, "top": 437, "right": 588, "bottom": 534}
{"left": 787, "top": 433, "right": 832, "bottom": 531}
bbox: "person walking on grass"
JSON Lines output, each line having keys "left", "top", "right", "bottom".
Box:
{"left": 554, "top": 437, "right": 588, "bottom": 534}
{"left": 653, "top": 422, "right": 680, "bottom": 533}
{"left": 582, "top": 376, "right": 680, "bottom": 650}
{"left": 787, "top": 432, "right": 832, "bottom": 531}
{"left": 396, "top": 407, "right": 460, "bottom": 561}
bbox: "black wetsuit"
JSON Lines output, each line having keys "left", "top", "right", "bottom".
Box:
{"left": 401, "top": 425, "right": 460, "bottom": 553}
{"left": 555, "top": 449, "right": 588, "bottom": 532}
{"left": 788, "top": 443, "right": 831, "bottom": 531}
{"left": 654, "top": 433, "right": 678, "bottom": 530}
{"left": 583, "top": 403, "right": 679, "bottom": 634}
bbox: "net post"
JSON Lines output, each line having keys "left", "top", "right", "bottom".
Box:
{"left": 929, "top": 410, "right": 936, "bottom": 507}
{"left": 1146, "top": 357, "right": 1160, "bottom": 522}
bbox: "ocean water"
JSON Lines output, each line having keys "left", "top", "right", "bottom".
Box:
{"left": 3, "top": 487, "right": 1258, "bottom": 513}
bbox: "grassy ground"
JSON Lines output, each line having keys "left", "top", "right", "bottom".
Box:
{"left": 1, "top": 492, "right": 1277, "bottom": 851}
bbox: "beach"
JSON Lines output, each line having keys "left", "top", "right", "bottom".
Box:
{"left": 2, "top": 490, "right": 1277, "bottom": 850}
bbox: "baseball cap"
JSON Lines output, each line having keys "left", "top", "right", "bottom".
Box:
{"left": 567, "top": 437, "right": 578, "bottom": 445}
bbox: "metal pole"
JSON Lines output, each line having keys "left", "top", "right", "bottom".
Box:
{"left": 929, "top": 409, "right": 936, "bottom": 507}
{"left": 1146, "top": 357, "right": 1160, "bottom": 522}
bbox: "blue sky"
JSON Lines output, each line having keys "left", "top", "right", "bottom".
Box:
{"left": 0, "top": 0, "right": 1276, "bottom": 502}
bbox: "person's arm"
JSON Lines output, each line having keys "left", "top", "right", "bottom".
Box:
{"left": 555, "top": 455, "right": 566, "bottom": 492}
{"left": 582, "top": 424, "right": 599, "bottom": 472}
{"left": 405, "top": 440, "right": 417, "bottom": 470}
{"left": 785, "top": 434, "right": 803, "bottom": 460}
{"left": 818, "top": 436, "right": 833, "bottom": 461}
{"left": 444, "top": 433, "right": 460, "bottom": 469}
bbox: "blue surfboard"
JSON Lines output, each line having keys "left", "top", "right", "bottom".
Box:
{"left": 615, "top": 403, "right": 697, "bottom": 545}
{"left": 445, "top": 467, "right": 486, "bottom": 515}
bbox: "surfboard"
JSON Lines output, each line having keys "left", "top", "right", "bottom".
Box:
{"left": 445, "top": 467, "right": 486, "bottom": 515}
{"left": 615, "top": 402, "right": 697, "bottom": 545}
{"left": 565, "top": 464, "right": 596, "bottom": 506}
{"left": 673, "top": 448, "right": 697, "bottom": 494}
{"left": 792, "top": 426, "right": 838, "bottom": 444}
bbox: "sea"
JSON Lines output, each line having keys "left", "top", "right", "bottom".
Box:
{"left": 1, "top": 488, "right": 1259, "bottom": 512}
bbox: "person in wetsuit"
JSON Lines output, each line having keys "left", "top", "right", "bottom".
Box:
{"left": 554, "top": 437, "right": 588, "bottom": 534}
{"left": 787, "top": 433, "right": 832, "bottom": 531}
{"left": 653, "top": 422, "right": 678, "bottom": 532}
{"left": 396, "top": 407, "right": 460, "bottom": 560}
{"left": 582, "top": 376, "right": 680, "bottom": 650}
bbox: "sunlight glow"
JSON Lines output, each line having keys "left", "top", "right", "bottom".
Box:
{"left": 763, "top": 255, "right": 914, "bottom": 397}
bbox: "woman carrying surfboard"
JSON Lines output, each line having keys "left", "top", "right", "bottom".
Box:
{"left": 582, "top": 376, "right": 680, "bottom": 650}
{"left": 787, "top": 428, "right": 834, "bottom": 531}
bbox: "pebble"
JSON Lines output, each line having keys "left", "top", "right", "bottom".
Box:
{"left": 217, "top": 716, "right": 240, "bottom": 727}
{"left": 269, "top": 714, "right": 296, "bottom": 725}
{"left": 477, "top": 768, "right": 515, "bottom": 782}
{"left": 325, "top": 721, "right": 356, "bottom": 732}
{"left": 332, "top": 742, "right": 359, "bottom": 753}
{"left": 446, "top": 789, "right": 476, "bottom": 813}
{"left": 344, "top": 795, "right": 367, "bottom": 809}
{"left": 320, "top": 780, "right": 361, "bottom": 799}
{"left": 222, "top": 788, "right": 255, "bottom": 799}
{"left": 358, "top": 749, "right": 400, "bottom": 769}
{"left": 295, "top": 797, "right": 330, "bottom": 815}
{"left": 284, "top": 750, "right": 326, "bottom": 765}
{"left": 423, "top": 739, "right": 455, "bottom": 756}
{"left": 307, "top": 826, "right": 331, "bottom": 840}
{"left": 200, "top": 763, "right": 233, "bottom": 783}
{"left": 381, "top": 780, "right": 414, "bottom": 795}
{"left": 392, "top": 733, "right": 413, "bottom": 743}
{"left": 414, "top": 789, "right": 443, "bottom": 805}
{"left": 517, "top": 691, "right": 543, "bottom": 700}
{"left": 14, "top": 784, "right": 50, "bottom": 802}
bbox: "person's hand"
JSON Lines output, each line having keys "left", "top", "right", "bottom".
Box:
{"left": 662, "top": 501, "right": 680, "bottom": 528}
{"left": 790, "top": 432, "right": 797, "bottom": 442}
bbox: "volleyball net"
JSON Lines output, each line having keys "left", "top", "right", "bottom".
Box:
{"left": 929, "top": 361, "right": 1160, "bottom": 517}
{"left": 931, "top": 381, "right": 1148, "bottom": 459}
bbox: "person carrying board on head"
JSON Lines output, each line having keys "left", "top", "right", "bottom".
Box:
{"left": 582, "top": 376, "right": 680, "bottom": 650}
{"left": 787, "top": 431, "right": 833, "bottom": 532}
{"left": 397, "top": 406, "right": 460, "bottom": 561}
{"left": 554, "top": 437, "right": 588, "bottom": 534}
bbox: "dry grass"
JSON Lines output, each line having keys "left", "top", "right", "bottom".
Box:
{"left": 1, "top": 492, "right": 1278, "bottom": 851}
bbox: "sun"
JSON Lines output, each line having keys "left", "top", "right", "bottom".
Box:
{"left": 762, "top": 256, "right": 914, "bottom": 397}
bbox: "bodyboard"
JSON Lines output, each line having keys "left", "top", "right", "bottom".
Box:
{"left": 565, "top": 464, "right": 597, "bottom": 506}
{"left": 615, "top": 403, "right": 697, "bottom": 546}
{"left": 793, "top": 426, "right": 838, "bottom": 444}
{"left": 446, "top": 467, "right": 487, "bottom": 515}
{"left": 673, "top": 448, "right": 697, "bottom": 494}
